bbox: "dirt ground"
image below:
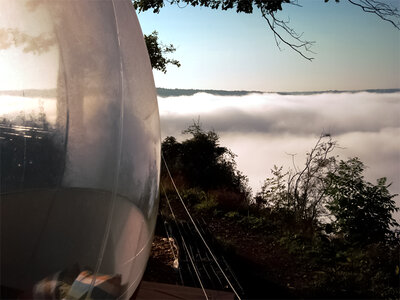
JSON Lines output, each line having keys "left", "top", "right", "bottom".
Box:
{"left": 142, "top": 213, "right": 315, "bottom": 299}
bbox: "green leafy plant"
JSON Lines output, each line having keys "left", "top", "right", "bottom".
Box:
{"left": 326, "top": 157, "right": 399, "bottom": 245}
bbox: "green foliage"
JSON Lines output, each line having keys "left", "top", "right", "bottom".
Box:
{"left": 319, "top": 243, "right": 400, "bottom": 298}
{"left": 250, "top": 136, "right": 399, "bottom": 297}
{"left": 144, "top": 31, "right": 180, "bottom": 73}
{"left": 179, "top": 187, "right": 219, "bottom": 212}
{"left": 160, "top": 124, "right": 399, "bottom": 298}
{"left": 134, "top": 0, "right": 289, "bottom": 14}
{"left": 257, "top": 136, "right": 399, "bottom": 245}
{"left": 195, "top": 196, "right": 218, "bottom": 212}
{"left": 224, "top": 210, "right": 267, "bottom": 230}
{"left": 258, "top": 134, "right": 337, "bottom": 223}
{"left": 224, "top": 211, "right": 240, "bottom": 219}
{"left": 181, "top": 188, "right": 208, "bottom": 205}
{"left": 239, "top": 215, "right": 265, "bottom": 230}
{"left": 272, "top": 227, "right": 400, "bottom": 298}
{"left": 326, "top": 157, "right": 399, "bottom": 245}
{"left": 162, "top": 121, "right": 251, "bottom": 207}
{"left": 257, "top": 165, "right": 289, "bottom": 210}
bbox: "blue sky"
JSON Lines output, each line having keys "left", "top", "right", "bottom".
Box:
{"left": 137, "top": 0, "right": 400, "bottom": 92}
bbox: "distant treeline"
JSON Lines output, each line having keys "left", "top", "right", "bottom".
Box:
{"left": 276, "top": 88, "right": 400, "bottom": 96}
{"left": 157, "top": 88, "right": 263, "bottom": 98}
{"left": 157, "top": 88, "right": 400, "bottom": 98}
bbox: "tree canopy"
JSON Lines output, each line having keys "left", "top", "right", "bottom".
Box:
{"left": 161, "top": 122, "right": 251, "bottom": 206}
{"left": 326, "top": 157, "right": 399, "bottom": 245}
{"left": 257, "top": 135, "right": 399, "bottom": 245}
{"left": 144, "top": 31, "right": 181, "bottom": 73}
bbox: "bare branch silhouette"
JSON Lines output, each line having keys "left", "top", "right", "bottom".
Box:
{"left": 347, "top": 0, "right": 400, "bottom": 30}
{"left": 261, "top": 8, "right": 315, "bottom": 61}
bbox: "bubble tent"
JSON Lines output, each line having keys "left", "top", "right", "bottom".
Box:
{"left": 0, "top": 1, "right": 160, "bottom": 299}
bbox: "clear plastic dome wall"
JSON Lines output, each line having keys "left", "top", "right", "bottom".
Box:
{"left": 0, "top": 1, "right": 160, "bottom": 299}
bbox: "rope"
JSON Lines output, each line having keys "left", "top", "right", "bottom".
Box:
{"left": 161, "top": 153, "right": 242, "bottom": 300}
{"left": 161, "top": 183, "right": 177, "bottom": 220}
{"left": 162, "top": 183, "right": 209, "bottom": 299}
{"left": 161, "top": 184, "right": 185, "bottom": 285}
{"left": 182, "top": 238, "right": 209, "bottom": 300}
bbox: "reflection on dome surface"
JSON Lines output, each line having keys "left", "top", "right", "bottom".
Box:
{"left": 0, "top": 1, "right": 160, "bottom": 299}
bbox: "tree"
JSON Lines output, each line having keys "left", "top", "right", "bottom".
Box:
{"left": 287, "top": 134, "right": 337, "bottom": 222}
{"left": 162, "top": 121, "right": 251, "bottom": 203}
{"left": 256, "top": 165, "right": 288, "bottom": 210}
{"left": 258, "top": 134, "right": 337, "bottom": 223}
{"left": 144, "top": 31, "right": 181, "bottom": 73}
{"left": 326, "top": 157, "right": 399, "bottom": 245}
{"left": 135, "top": 0, "right": 400, "bottom": 62}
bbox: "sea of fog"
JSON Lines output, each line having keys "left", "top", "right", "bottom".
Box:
{"left": 158, "top": 91, "right": 400, "bottom": 220}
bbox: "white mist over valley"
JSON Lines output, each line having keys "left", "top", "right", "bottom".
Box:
{"left": 158, "top": 90, "right": 400, "bottom": 220}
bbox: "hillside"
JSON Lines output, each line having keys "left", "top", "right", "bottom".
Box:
{"left": 142, "top": 123, "right": 399, "bottom": 299}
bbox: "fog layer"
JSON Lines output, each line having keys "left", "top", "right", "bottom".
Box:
{"left": 158, "top": 91, "right": 400, "bottom": 219}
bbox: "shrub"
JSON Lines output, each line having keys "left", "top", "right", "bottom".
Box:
{"left": 211, "top": 189, "right": 249, "bottom": 212}
{"left": 224, "top": 211, "right": 240, "bottom": 220}
{"left": 326, "top": 158, "right": 399, "bottom": 245}
{"left": 181, "top": 188, "right": 208, "bottom": 206}
{"left": 195, "top": 196, "right": 218, "bottom": 212}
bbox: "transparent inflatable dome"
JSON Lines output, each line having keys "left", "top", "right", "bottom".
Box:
{"left": 0, "top": 1, "right": 160, "bottom": 299}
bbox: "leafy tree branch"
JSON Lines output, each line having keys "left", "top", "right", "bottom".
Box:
{"left": 144, "top": 31, "right": 181, "bottom": 73}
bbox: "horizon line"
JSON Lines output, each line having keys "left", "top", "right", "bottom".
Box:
{"left": 1, "top": 87, "right": 399, "bottom": 96}
{"left": 156, "top": 87, "right": 400, "bottom": 97}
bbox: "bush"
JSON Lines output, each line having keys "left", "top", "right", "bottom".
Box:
{"left": 224, "top": 211, "right": 240, "bottom": 220}
{"left": 239, "top": 215, "right": 265, "bottom": 230}
{"left": 181, "top": 188, "right": 208, "bottom": 206}
{"left": 195, "top": 196, "right": 218, "bottom": 213}
{"left": 211, "top": 189, "right": 249, "bottom": 212}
